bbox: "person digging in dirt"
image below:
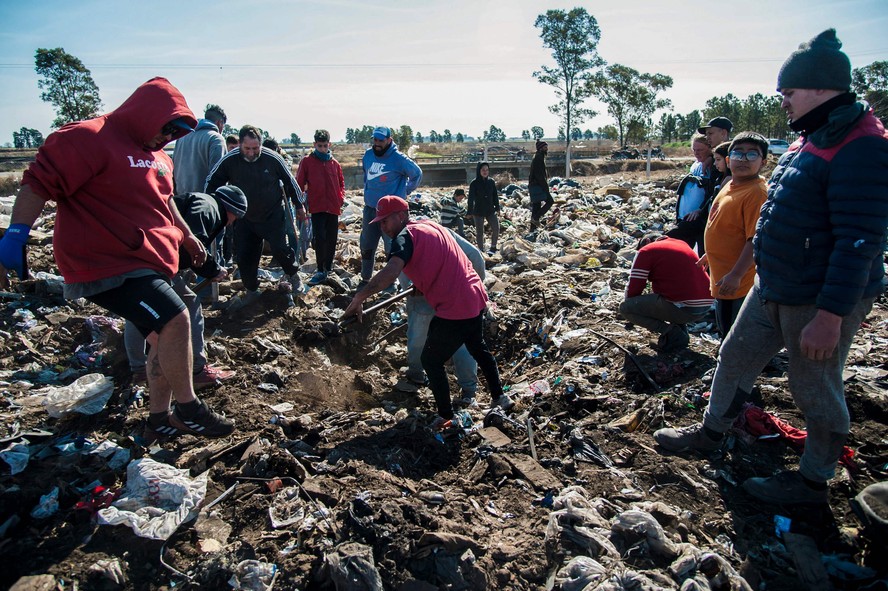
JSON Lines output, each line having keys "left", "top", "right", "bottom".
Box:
{"left": 124, "top": 187, "right": 247, "bottom": 388}
{"left": 205, "top": 125, "right": 306, "bottom": 310}
{"left": 527, "top": 140, "right": 553, "bottom": 239}
{"left": 619, "top": 233, "right": 714, "bottom": 354}
{"left": 0, "top": 77, "right": 235, "bottom": 442}
{"left": 342, "top": 196, "right": 513, "bottom": 429}
{"left": 653, "top": 29, "right": 888, "bottom": 506}
{"left": 403, "top": 227, "right": 486, "bottom": 406}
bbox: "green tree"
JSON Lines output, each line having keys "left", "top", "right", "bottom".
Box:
{"left": 394, "top": 125, "right": 413, "bottom": 150}
{"left": 429, "top": 130, "right": 439, "bottom": 143}
{"left": 521, "top": 130, "right": 531, "bottom": 140}
{"left": 442, "top": 129, "right": 452, "bottom": 142}
{"left": 703, "top": 93, "right": 743, "bottom": 131}
{"left": 531, "top": 126, "right": 545, "bottom": 140}
{"left": 656, "top": 113, "right": 677, "bottom": 143}
{"left": 557, "top": 127, "right": 566, "bottom": 140}
{"left": 852, "top": 60, "right": 888, "bottom": 124}
{"left": 456, "top": 132, "right": 464, "bottom": 143}
{"left": 289, "top": 133, "right": 301, "bottom": 145}
{"left": 222, "top": 123, "right": 238, "bottom": 138}
{"left": 533, "top": 7, "right": 604, "bottom": 175}
{"left": 570, "top": 127, "right": 582, "bottom": 141}
{"left": 590, "top": 64, "right": 673, "bottom": 147}
{"left": 676, "top": 110, "right": 702, "bottom": 140}
{"left": 414, "top": 131, "right": 423, "bottom": 143}
{"left": 583, "top": 129, "right": 593, "bottom": 140}
{"left": 597, "top": 125, "right": 617, "bottom": 140}
{"left": 35, "top": 47, "right": 102, "bottom": 129}
{"left": 13, "top": 127, "right": 44, "bottom": 148}
{"left": 484, "top": 125, "right": 506, "bottom": 142}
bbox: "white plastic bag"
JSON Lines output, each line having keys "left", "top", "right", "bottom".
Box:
{"left": 97, "top": 458, "right": 208, "bottom": 540}
{"left": 42, "top": 373, "right": 114, "bottom": 418}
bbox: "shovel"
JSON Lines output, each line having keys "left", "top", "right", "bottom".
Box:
{"left": 337, "top": 286, "right": 415, "bottom": 333}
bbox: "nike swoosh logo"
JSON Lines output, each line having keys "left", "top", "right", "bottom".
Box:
{"left": 366, "top": 170, "right": 387, "bottom": 181}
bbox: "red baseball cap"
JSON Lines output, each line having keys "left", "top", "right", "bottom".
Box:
{"left": 370, "top": 195, "right": 409, "bottom": 223}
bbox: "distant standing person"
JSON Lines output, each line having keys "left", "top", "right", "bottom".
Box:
{"left": 296, "top": 129, "right": 345, "bottom": 286}
{"left": 528, "top": 140, "right": 553, "bottom": 236}
{"left": 666, "top": 133, "right": 714, "bottom": 254}
{"left": 205, "top": 125, "right": 306, "bottom": 310}
{"left": 359, "top": 126, "right": 422, "bottom": 290}
{"left": 467, "top": 162, "right": 500, "bottom": 254}
{"left": 173, "top": 103, "right": 228, "bottom": 193}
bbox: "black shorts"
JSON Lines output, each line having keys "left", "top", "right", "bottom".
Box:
{"left": 87, "top": 274, "right": 186, "bottom": 338}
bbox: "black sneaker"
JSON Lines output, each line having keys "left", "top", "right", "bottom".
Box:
{"left": 742, "top": 470, "right": 829, "bottom": 505}
{"left": 143, "top": 412, "right": 188, "bottom": 444}
{"left": 170, "top": 400, "right": 235, "bottom": 438}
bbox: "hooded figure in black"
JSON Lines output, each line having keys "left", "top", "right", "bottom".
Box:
{"left": 467, "top": 161, "right": 500, "bottom": 253}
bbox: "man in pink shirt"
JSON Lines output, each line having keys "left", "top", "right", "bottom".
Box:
{"left": 343, "top": 196, "right": 513, "bottom": 427}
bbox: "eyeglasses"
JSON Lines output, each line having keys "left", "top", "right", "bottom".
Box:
{"left": 161, "top": 122, "right": 180, "bottom": 136}
{"left": 729, "top": 150, "right": 762, "bottom": 161}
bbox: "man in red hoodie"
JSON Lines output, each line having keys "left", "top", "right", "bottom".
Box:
{"left": 0, "top": 77, "right": 234, "bottom": 442}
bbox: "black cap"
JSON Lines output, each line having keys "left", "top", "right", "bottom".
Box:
{"left": 698, "top": 117, "right": 733, "bottom": 134}
{"left": 213, "top": 185, "right": 248, "bottom": 219}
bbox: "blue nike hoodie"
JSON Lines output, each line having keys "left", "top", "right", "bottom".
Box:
{"left": 361, "top": 141, "right": 423, "bottom": 207}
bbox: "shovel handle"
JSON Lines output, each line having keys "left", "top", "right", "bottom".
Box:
{"left": 339, "top": 286, "right": 415, "bottom": 328}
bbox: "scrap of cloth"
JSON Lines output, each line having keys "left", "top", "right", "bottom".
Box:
{"left": 739, "top": 404, "right": 856, "bottom": 469}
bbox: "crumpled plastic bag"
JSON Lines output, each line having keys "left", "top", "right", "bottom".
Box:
{"left": 324, "top": 542, "right": 384, "bottom": 591}
{"left": 1, "top": 440, "right": 30, "bottom": 475}
{"left": 269, "top": 486, "right": 305, "bottom": 528}
{"left": 31, "top": 486, "right": 60, "bottom": 518}
{"left": 97, "top": 458, "right": 207, "bottom": 540}
{"left": 229, "top": 560, "right": 277, "bottom": 591}
{"left": 611, "top": 509, "right": 678, "bottom": 559}
{"left": 553, "top": 555, "right": 607, "bottom": 590}
{"left": 41, "top": 373, "right": 114, "bottom": 418}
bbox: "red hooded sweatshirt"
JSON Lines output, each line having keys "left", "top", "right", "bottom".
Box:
{"left": 22, "top": 77, "right": 197, "bottom": 283}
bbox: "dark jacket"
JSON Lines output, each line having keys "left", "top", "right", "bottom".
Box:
{"left": 205, "top": 148, "right": 303, "bottom": 223}
{"left": 528, "top": 151, "right": 551, "bottom": 202}
{"left": 468, "top": 162, "right": 499, "bottom": 216}
{"left": 753, "top": 104, "right": 888, "bottom": 315}
{"left": 172, "top": 192, "right": 226, "bottom": 279}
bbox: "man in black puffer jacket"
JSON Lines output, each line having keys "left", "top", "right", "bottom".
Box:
{"left": 654, "top": 29, "right": 888, "bottom": 507}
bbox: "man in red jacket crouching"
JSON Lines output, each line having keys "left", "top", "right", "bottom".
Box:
{"left": 0, "top": 77, "right": 234, "bottom": 443}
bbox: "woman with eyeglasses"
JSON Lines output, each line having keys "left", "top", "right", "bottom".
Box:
{"left": 697, "top": 132, "right": 770, "bottom": 338}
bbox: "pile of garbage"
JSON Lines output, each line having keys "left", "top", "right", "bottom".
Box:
{"left": 2, "top": 174, "right": 887, "bottom": 590}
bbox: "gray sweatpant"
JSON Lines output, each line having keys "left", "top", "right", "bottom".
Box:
{"left": 702, "top": 279, "right": 874, "bottom": 482}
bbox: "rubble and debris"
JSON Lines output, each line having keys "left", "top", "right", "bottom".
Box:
{"left": 2, "top": 167, "right": 887, "bottom": 590}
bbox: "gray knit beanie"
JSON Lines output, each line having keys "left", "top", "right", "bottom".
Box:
{"left": 777, "top": 29, "right": 851, "bottom": 91}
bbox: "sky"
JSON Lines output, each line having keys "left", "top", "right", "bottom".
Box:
{"left": 0, "top": 0, "right": 886, "bottom": 145}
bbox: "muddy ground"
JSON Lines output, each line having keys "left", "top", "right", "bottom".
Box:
{"left": 1, "top": 162, "right": 887, "bottom": 591}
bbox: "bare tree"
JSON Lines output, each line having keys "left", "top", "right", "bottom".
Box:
{"left": 533, "top": 7, "right": 604, "bottom": 176}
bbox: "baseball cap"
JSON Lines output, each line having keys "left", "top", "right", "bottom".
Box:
{"left": 697, "top": 117, "right": 733, "bottom": 134}
{"left": 372, "top": 126, "right": 392, "bottom": 140}
{"left": 370, "top": 195, "right": 408, "bottom": 223}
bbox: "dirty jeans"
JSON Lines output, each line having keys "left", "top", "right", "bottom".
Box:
{"left": 405, "top": 295, "right": 477, "bottom": 394}
{"left": 422, "top": 313, "right": 503, "bottom": 419}
{"left": 619, "top": 294, "right": 709, "bottom": 335}
{"left": 360, "top": 205, "right": 392, "bottom": 280}
{"left": 702, "top": 281, "right": 874, "bottom": 482}
{"left": 123, "top": 274, "right": 207, "bottom": 373}
{"left": 473, "top": 213, "right": 498, "bottom": 251}
{"left": 236, "top": 210, "right": 300, "bottom": 292}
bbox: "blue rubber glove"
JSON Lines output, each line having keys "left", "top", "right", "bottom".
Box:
{"left": 0, "top": 223, "right": 31, "bottom": 279}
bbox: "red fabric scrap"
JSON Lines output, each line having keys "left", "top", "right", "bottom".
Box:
{"left": 740, "top": 405, "right": 856, "bottom": 470}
